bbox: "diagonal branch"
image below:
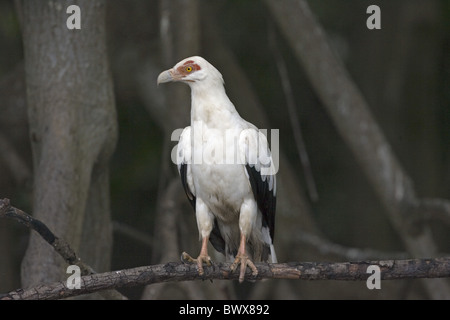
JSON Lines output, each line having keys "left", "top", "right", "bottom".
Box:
{"left": 0, "top": 198, "right": 127, "bottom": 300}
{"left": 2, "top": 257, "right": 450, "bottom": 300}
{"left": 0, "top": 199, "right": 82, "bottom": 270}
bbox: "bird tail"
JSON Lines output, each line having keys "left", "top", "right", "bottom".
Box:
{"left": 269, "top": 244, "right": 277, "bottom": 263}
{"left": 260, "top": 223, "right": 277, "bottom": 263}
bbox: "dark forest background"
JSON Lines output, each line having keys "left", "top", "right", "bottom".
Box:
{"left": 0, "top": 0, "right": 449, "bottom": 299}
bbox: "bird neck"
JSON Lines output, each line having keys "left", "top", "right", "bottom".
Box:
{"left": 190, "top": 81, "right": 240, "bottom": 129}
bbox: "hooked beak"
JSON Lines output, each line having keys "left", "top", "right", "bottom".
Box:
{"left": 157, "top": 69, "right": 173, "bottom": 85}
{"left": 157, "top": 68, "right": 183, "bottom": 85}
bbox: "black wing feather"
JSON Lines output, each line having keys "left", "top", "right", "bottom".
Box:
{"left": 245, "top": 164, "right": 276, "bottom": 241}
{"left": 179, "top": 163, "right": 195, "bottom": 209}
{"left": 179, "top": 163, "right": 225, "bottom": 254}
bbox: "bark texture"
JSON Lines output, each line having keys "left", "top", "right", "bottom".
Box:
{"left": 3, "top": 257, "right": 450, "bottom": 300}
{"left": 20, "top": 0, "right": 117, "bottom": 287}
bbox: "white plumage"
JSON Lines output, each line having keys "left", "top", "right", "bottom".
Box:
{"left": 158, "top": 56, "right": 277, "bottom": 282}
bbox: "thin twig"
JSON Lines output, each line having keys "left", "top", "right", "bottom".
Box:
{"left": 112, "top": 221, "right": 154, "bottom": 248}
{"left": 296, "top": 232, "right": 408, "bottom": 261}
{"left": 415, "top": 198, "right": 450, "bottom": 226}
{"left": 268, "top": 24, "right": 319, "bottom": 202}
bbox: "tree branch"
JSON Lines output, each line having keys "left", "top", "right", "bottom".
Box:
{"left": 2, "top": 197, "right": 450, "bottom": 300}
{"left": 0, "top": 199, "right": 81, "bottom": 269}
{"left": 0, "top": 198, "right": 127, "bottom": 300}
{"left": 2, "top": 257, "right": 449, "bottom": 300}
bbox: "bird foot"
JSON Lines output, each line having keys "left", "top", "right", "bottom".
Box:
{"left": 230, "top": 253, "right": 258, "bottom": 283}
{"left": 181, "top": 251, "right": 212, "bottom": 276}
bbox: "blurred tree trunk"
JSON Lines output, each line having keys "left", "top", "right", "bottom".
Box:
{"left": 343, "top": 0, "right": 445, "bottom": 256}
{"left": 343, "top": 0, "right": 443, "bottom": 198}
{"left": 265, "top": 0, "right": 450, "bottom": 299}
{"left": 153, "top": 0, "right": 200, "bottom": 263}
{"left": 0, "top": 64, "right": 30, "bottom": 291}
{"left": 20, "top": 0, "right": 117, "bottom": 287}
{"left": 0, "top": 223, "right": 14, "bottom": 291}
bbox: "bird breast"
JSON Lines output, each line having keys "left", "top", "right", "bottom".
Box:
{"left": 192, "top": 162, "right": 251, "bottom": 223}
{"left": 190, "top": 123, "right": 252, "bottom": 222}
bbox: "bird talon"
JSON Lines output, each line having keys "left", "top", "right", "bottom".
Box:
{"left": 198, "top": 264, "right": 205, "bottom": 276}
{"left": 248, "top": 260, "right": 258, "bottom": 276}
{"left": 197, "top": 254, "right": 212, "bottom": 275}
{"left": 181, "top": 252, "right": 212, "bottom": 276}
{"left": 181, "top": 252, "right": 196, "bottom": 264}
{"left": 231, "top": 253, "right": 258, "bottom": 283}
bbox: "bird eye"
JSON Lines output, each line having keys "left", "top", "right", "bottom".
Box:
{"left": 186, "top": 66, "right": 193, "bottom": 72}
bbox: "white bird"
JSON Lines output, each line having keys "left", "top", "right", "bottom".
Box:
{"left": 157, "top": 56, "right": 277, "bottom": 282}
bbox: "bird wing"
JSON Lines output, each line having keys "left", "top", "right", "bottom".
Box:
{"left": 239, "top": 127, "right": 277, "bottom": 243}
{"left": 177, "top": 127, "right": 195, "bottom": 208}
{"left": 177, "top": 126, "right": 226, "bottom": 254}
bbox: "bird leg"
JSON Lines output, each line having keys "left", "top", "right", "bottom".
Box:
{"left": 181, "top": 236, "right": 211, "bottom": 276}
{"left": 230, "top": 233, "right": 258, "bottom": 283}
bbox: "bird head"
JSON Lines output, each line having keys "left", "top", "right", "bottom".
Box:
{"left": 157, "top": 56, "right": 224, "bottom": 87}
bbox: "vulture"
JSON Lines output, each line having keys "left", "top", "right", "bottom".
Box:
{"left": 157, "top": 56, "right": 277, "bottom": 282}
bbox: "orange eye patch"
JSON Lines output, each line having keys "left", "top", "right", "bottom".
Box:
{"left": 177, "top": 60, "right": 201, "bottom": 75}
